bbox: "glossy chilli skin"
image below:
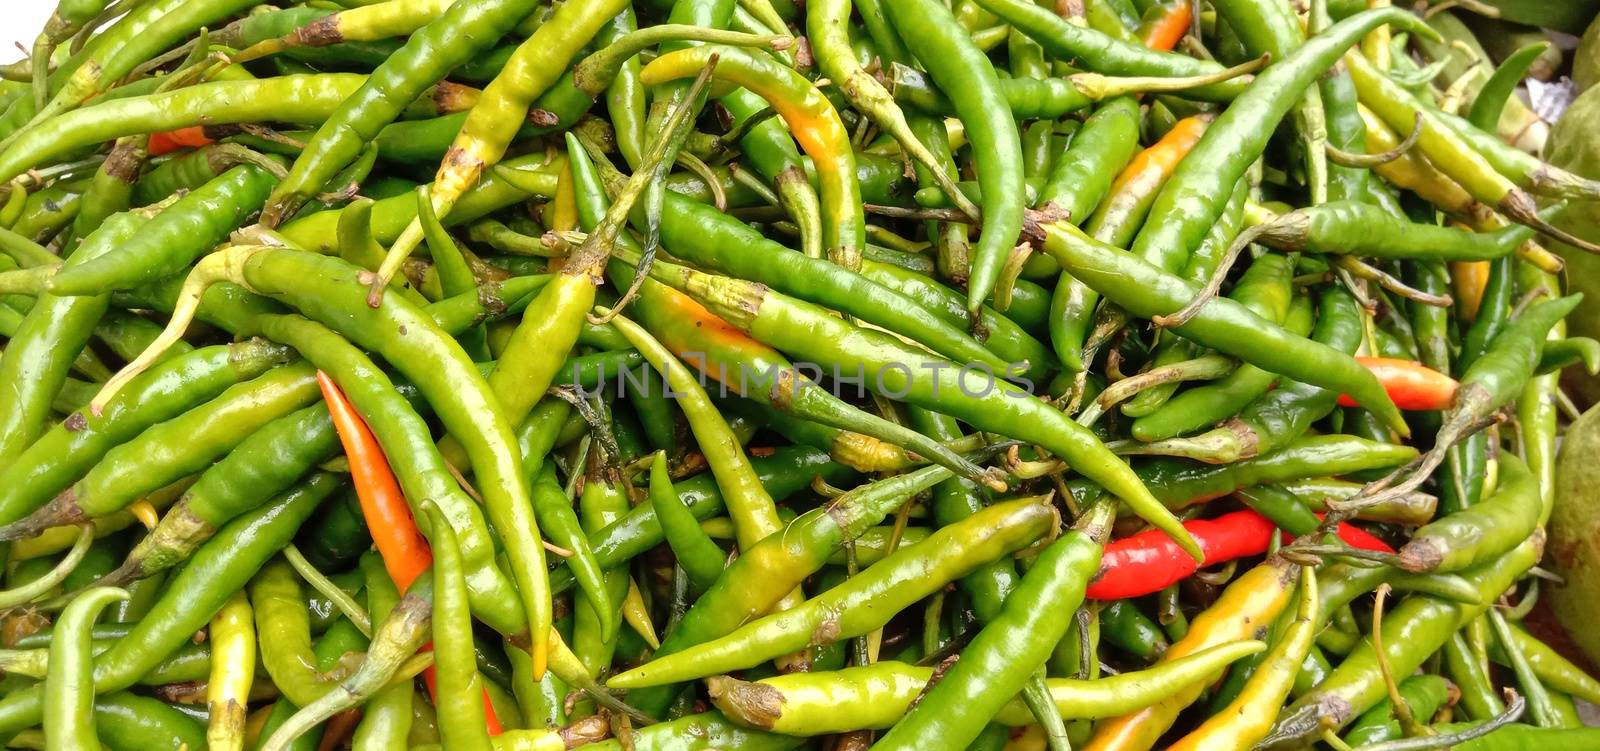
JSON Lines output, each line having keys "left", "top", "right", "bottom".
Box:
{"left": 883, "top": 0, "right": 1022, "bottom": 312}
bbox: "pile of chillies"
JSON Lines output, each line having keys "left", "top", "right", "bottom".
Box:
{"left": 0, "top": 0, "right": 1597, "bottom": 748}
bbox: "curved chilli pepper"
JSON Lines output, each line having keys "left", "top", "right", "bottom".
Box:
{"left": 1440, "top": 723, "right": 1600, "bottom": 750}
{"left": 1268, "top": 538, "right": 1541, "bottom": 745}
{"left": 1086, "top": 510, "right": 1388, "bottom": 600}
{"left": 1249, "top": 200, "right": 1524, "bottom": 262}
{"left": 1036, "top": 221, "right": 1408, "bottom": 433}
{"left": 0, "top": 339, "right": 289, "bottom": 529}
{"left": 889, "top": 62, "right": 1257, "bottom": 121}
{"left": 659, "top": 464, "right": 964, "bottom": 661}
{"left": 642, "top": 46, "right": 865, "bottom": 269}
{"left": 105, "top": 248, "right": 553, "bottom": 668}
{"left": 1448, "top": 256, "right": 1515, "bottom": 514}
{"left": 1169, "top": 568, "right": 1317, "bottom": 751}
{"left": 1319, "top": 47, "right": 1369, "bottom": 204}
{"left": 974, "top": 0, "right": 1247, "bottom": 100}
{"left": 880, "top": 0, "right": 1020, "bottom": 309}
{"left": 423, "top": 503, "right": 497, "bottom": 749}
{"left": 259, "top": 0, "right": 540, "bottom": 225}
{"left": 252, "top": 559, "right": 340, "bottom": 707}
{"left": 0, "top": 362, "right": 321, "bottom": 541}
{"left": 0, "top": 211, "right": 144, "bottom": 468}
{"left": 1336, "top": 357, "right": 1459, "bottom": 411}
{"left": 1349, "top": 294, "right": 1580, "bottom": 510}
{"left": 106, "top": 398, "right": 352, "bottom": 588}
{"left": 1084, "top": 556, "right": 1299, "bottom": 751}
{"left": 608, "top": 496, "right": 1057, "bottom": 688}
{"left": 1399, "top": 452, "right": 1539, "bottom": 573}
{"left": 600, "top": 9, "right": 648, "bottom": 169}
{"left": 26, "top": 0, "right": 110, "bottom": 113}
{"left": 1086, "top": 113, "right": 1214, "bottom": 249}
{"left": 1445, "top": 631, "right": 1504, "bottom": 722}
{"left": 43, "top": 586, "right": 129, "bottom": 751}
{"left": 709, "top": 643, "right": 1263, "bottom": 734}
{"left": 875, "top": 501, "right": 1116, "bottom": 751}
{"left": 317, "top": 371, "right": 430, "bottom": 591}
{"left": 0, "top": 72, "right": 480, "bottom": 185}
{"left": 0, "top": 74, "right": 399, "bottom": 185}
{"left": 0, "top": 165, "right": 278, "bottom": 297}
{"left": 649, "top": 452, "right": 726, "bottom": 592}
{"left": 1125, "top": 8, "right": 1430, "bottom": 275}
{"left": 16, "top": 0, "right": 258, "bottom": 134}
{"left": 1071, "top": 435, "right": 1416, "bottom": 512}
{"left": 0, "top": 474, "right": 339, "bottom": 737}
{"left": 808, "top": 0, "right": 975, "bottom": 225}
{"left": 364, "top": 0, "right": 629, "bottom": 289}
{"left": 1043, "top": 96, "right": 1143, "bottom": 372}
{"left": 1408, "top": 259, "right": 1454, "bottom": 374}
{"left": 92, "top": 693, "right": 206, "bottom": 751}
{"left": 604, "top": 312, "right": 789, "bottom": 556}
{"left": 1347, "top": 53, "right": 1598, "bottom": 254}
{"left": 205, "top": 591, "right": 255, "bottom": 751}
{"left": 1436, "top": 107, "right": 1600, "bottom": 202}
{"left": 455, "top": 108, "right": 701, "bottom": 468}
{"left": 601, "top": 173, "right": 1014, "bottom": 376}
{"left": 651, "top": 259, "right": 1200, "bottom": 559}
{"left": 251, "top": 315, "right": 524, "bottom": 642}
{"left": 528, "top": 463, "right": 614, "bottom": 640}
{"left": 1494, "top": 621, "right": 1600, "bottom": 707}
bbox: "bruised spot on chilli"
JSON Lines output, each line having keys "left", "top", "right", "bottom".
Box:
{"left": 707, "top": 677, "right": 784, "bottom": 729}
{"left": 529, "top": 109, "right": 561, "bottom": 127}
{"left": 810, "top": 615, "right": 842, "bottom": 646}
{"left": 296, "top": 16, "right": 344, "bottom": 46}
{"left": 479, "top": 284, "right": 509, "bottom": 318}
{"left": 433, "top": 82, "right": 480, "bottom": 113}
{"left": 64, "top": 412, "right": 88, "bottom": 432}
{"left": 104, "top": 143, "right": 144, "bottom": 183}
{"left": 1318, "top": 693, "right": 1355, "bottom": 724}
{"left": 559, "top": 716, "right": 611, "bottom": 747}
{"left": 770, "top": 368, "right": 798, "bottom": 408}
